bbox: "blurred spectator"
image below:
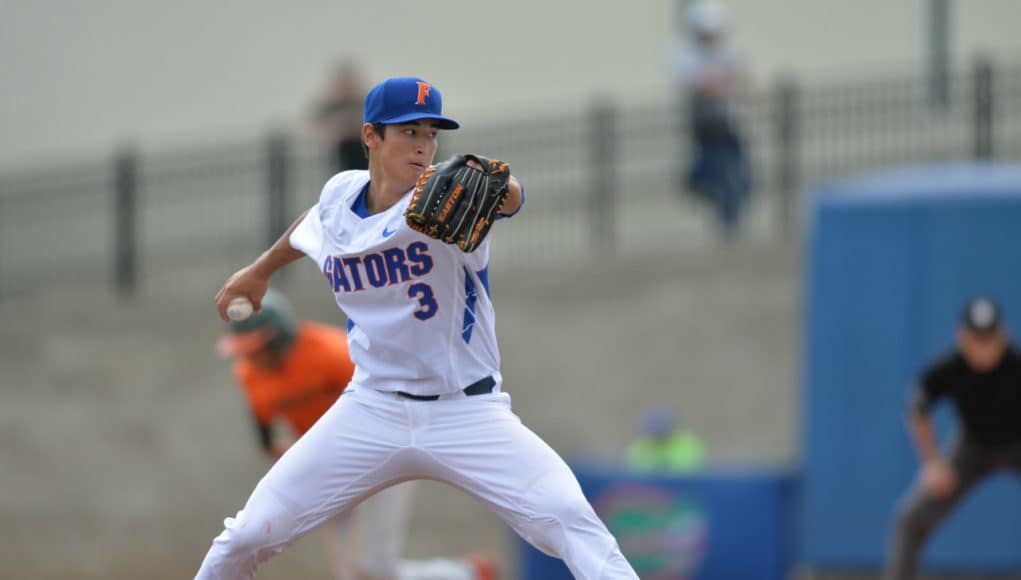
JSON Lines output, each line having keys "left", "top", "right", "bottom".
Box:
{"left": 627, "top": 405, "right": 706, "bottom": 473}
{"left": 675, "top": 0, "right": 752, "bottom": 240}
{"left": 884, "top": 297, "right": 1021, "bottom": 580}
{"left": 314, "top": 60, "right": 368, "bottom": 174}
{"left": 218, "top": 289, "right": 494, "bottom": 580}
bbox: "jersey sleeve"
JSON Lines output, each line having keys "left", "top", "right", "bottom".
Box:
{"left": 291, "top": 171, "right": 368, "bottom": 257}
{"left": 913, "top": 353, "right": 959, "bottom": 413}
{"left": 289, "top": 203, "right": 324, "bottom": 258}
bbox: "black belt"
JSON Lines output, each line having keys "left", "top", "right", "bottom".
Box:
{"left": 395, "top": 375, "right": 495, "bottom": 401}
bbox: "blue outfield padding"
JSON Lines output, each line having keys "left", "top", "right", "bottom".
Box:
{"left": 517, "top": 463, "right": 796, "bottom": 580}
{"left": 802, "top": 163, "right": 1021, "bottom": 570}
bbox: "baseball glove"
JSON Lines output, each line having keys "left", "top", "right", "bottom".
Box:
{"left": 406, "top": 154, "right": 511, "bottom": 252}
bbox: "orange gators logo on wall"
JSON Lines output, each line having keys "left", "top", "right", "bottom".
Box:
{"left": 415, "top": 82, "right": 431, "bottom": 105}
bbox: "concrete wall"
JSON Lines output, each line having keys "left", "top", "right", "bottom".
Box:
{"left": 0, "top": 242, "right": 797, "bottom": 579}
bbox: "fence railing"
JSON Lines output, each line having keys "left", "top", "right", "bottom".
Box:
{"left": 1, "top": 57, "right": 1019, "bottom": 301}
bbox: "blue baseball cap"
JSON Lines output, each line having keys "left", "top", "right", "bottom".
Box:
{"left": 363, "top": 76, "right": 460, "bottom": 130}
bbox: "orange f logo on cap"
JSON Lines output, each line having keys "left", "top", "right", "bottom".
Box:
{"left": 415, "top": 82, "right": 431, "bottom": 105}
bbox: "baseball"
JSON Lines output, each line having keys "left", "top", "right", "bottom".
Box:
{"left": 226, "top": 296, "right": 254, "bottom": 321}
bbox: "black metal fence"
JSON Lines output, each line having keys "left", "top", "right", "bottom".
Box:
{"left": 1, "top": 58, "right": 1020, "bottom": 300}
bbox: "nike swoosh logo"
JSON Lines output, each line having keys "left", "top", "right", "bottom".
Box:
{"left": 382, "top": 225, "right": 398, "bottom": 238}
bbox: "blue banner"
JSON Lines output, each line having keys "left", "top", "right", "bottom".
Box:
{"left": 517, "top": 463, "right": 796, "bottom": 580}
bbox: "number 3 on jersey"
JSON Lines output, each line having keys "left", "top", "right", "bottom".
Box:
{"left": 408, "top": 283, "right": 438, "bottom": 320}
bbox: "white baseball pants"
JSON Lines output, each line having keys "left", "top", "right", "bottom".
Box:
{"left": 325, "top": 482, "right": 477, "bottom": 580}
{"left": 194, "top": 388, "right": 637, "bottom": 580}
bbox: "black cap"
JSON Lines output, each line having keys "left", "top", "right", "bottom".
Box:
{"left": 962, "top": 296, "right": 1002, "bottom": 335}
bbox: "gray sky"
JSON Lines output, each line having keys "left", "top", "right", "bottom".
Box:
{"left": 1, "top": 0, "right": 1019, "bottom": 172}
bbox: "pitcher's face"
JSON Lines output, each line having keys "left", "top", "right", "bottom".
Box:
{"left": 366, "top": 121, "right": 440, "bottom": 190}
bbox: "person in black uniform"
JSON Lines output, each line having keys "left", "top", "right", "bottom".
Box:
{"left": 884, "top": 296, "right": 1021, "bottom": 580}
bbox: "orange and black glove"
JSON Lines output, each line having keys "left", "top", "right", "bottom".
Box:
{"left": 406, "top": 154, "right": 510, "bottom": 252}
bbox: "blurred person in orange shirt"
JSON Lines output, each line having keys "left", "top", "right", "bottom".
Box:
{"left": 218, "top": 289, "right": 495, "bottom": 580}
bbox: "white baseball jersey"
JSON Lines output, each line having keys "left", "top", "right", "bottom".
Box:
{"left": 197, "top": 169, "right": 639, "bottom": 580}
{"left": 289, "top": 170, "right": 502, "bottom": 397}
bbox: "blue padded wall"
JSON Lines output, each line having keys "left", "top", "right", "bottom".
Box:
{"left": 802, "top": 163, "right": 1021, "bottom": 570}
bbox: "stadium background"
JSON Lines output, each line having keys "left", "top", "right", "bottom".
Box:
{"left": 2, "top": 1, "right": 1021, "bottom": 578}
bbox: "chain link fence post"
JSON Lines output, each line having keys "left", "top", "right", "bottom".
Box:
{"left": 266, "top": 130, "right": 292, "bottom": 284}
{"left": 590, "top": 99, "right": 617, "bottom": 256}
{"left": 114, "top": 145, "right": 139, "bottom": 298}
{"left": 774, "top": 76, "right": 800, "bottom": 238}
{"left": 973, "top": 56, "right": 995, "bottom": 160}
